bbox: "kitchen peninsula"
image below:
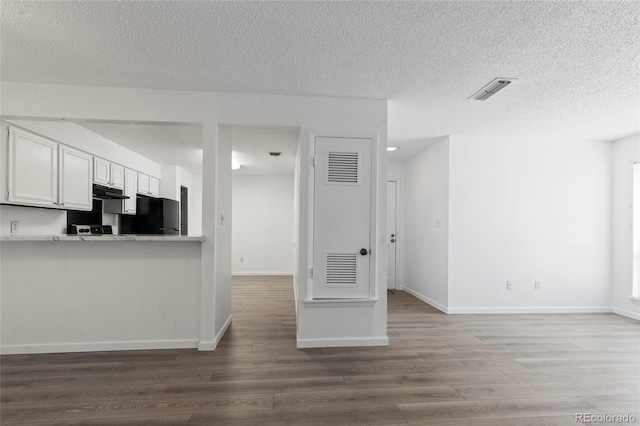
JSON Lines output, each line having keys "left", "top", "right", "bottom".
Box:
{"left": 0, "top": 119, "right": 205, "bottom": 355}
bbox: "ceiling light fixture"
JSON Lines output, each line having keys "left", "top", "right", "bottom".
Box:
{"left": 469, "top": 78, "right": 516, "bottom": 100}
{"left": 387, "top": 147, "right": 398, "bottom": 152}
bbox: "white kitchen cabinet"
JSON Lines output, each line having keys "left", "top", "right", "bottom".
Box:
{"left": 149, "top": 177, "right": 160, "bottom": 197}
{"left": 7, "top": 126, "right": 59, "bottom": 207}
{"left": 136, "top": 173, "right": 160, "bottom": 197}
{"left": 124, "top": 168, "right": 137, "bottom": 214}
{"left": 59, "top": 145, "right": 93, "bottom": 211}
{"left": 93, "top": 157, "right": 110, "bottom": 185}
{"left": 104, "top": 167, "right": 138, "bottom": 215}
{"left": 137, "top": 173, "right": 150, "bottom": 195}
{"left": 110, "top": 163, "right": 125, "bottom": 190}
{"left": 94, "top": 158, "right": 125, "bottom": 189}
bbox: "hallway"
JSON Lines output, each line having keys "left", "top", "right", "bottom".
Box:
{"left": 1, "top": 276, "right": 638, "bottom": 424}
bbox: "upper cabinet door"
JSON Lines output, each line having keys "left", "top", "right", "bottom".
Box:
{"left": 123, "top": 169, "right": 137, "bottom": 214}
{"left": 7, "top": 126, "right": 59, "bottom": 207}
{"left": 149, "top": 176, "right": 160, "bottom": 197}
{"left": 59, "top": 145, "right": 92, "bottom": 211}
{"left": 137, "top": 173, "right": 150, "bottom": 195}
{"left": 93, "top": 157, "right": 110, "bottom": 185}
{"left": 110, "top": 163, "right": 125, "bottom": 189}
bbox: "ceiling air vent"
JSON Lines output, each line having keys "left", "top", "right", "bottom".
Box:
{"left": 469, "top": 78, "right": 516, "bottom": 100}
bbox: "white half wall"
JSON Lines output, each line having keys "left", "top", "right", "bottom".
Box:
{"left": 232, "top": 174, "right": 294, "bottom": 275}
{"left": 0, "top": 241, "right": 201, "bottom": 354}
{"left": 448, "top": 136, "right": 612, "bottom": 312}
{"left": 401, "top": 137, "right": 450, "bottom": 311}
{"left": 611, "top": 134, "right": 640, "bottom": 320}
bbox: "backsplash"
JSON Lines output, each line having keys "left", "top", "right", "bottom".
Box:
{"left": 1, "top": 204, "right": 119, "bottom": 236}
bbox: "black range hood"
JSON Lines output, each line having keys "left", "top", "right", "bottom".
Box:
{"left": 93, "top": 184, "right": 129, "bottom": 200}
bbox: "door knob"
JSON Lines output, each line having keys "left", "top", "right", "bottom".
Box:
{"left": 391, "top": 233, "right": 395, "bottom": 237}
{"left": 360, "top": 248, "right": 369, "bottom": 255}
{"left": 391, "top": 239, "right": 395, "bottom": 243}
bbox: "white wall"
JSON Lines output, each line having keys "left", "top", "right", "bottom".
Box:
{"left": 401, "top": 138, "right": 450, "bottom": 312}
{"left": 0, "top": 205, "right": 66, "bottom": 235}
{"left": 1, "top": 242, "right": 201, "bottom": 354}
{"left": 611, "top": 134, "right": 640, "bottom": 319}
{"left": 0, "top": 81, "right": 388, "bottom": 351}
{"left": 448, "top": 136, "right": 612, "bottom": 313}
{"left": 232, "top": 174, "right": 295, "bottom": 275}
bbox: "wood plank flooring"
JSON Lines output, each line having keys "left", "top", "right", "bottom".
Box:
{"left": 1, "top": 276, "right": 639, "bottom": 425}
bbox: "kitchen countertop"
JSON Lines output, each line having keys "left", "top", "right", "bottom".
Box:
{"left": 0, "top": 235, "right": 204, "bottom": 242}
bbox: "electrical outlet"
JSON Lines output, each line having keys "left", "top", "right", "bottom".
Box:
{"left": 535, "top": 281, "right": 541, "bottom": 290}
{"left": 240, "top": 257, "right": 244, "bottom": 263}
{"left": 10, "top": 221, "right": 18, "bottom": 234}
{"left": 506, "top": 280, "right": 514, "bottom": 290}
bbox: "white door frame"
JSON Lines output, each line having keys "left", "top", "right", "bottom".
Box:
{"left": 387, "top": 180, "right": 398, "bottom": 290}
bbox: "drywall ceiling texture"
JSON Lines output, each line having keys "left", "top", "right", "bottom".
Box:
{"left": 2, "top": 1, "right": 638, "bottom": 145}
{"left": 78, "top": 122, "right": 202, "bottom": 175}
{"left": 230, "top": 126, "right": 299, "bottom": 176}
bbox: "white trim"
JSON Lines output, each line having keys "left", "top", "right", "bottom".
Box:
{"left": 403, "top": 286, "right": 449, "bottom": 313}
{"left": 447, "top": 306, "right": 612, "bottom": 314}
{"left": 199, "top": 315, "right": 233, "bottom": 351}
{"left": 303, "top": 298, "right": 378, "bottom": 308}
{"left": 198, "top": 340, "right": 215, "bottom": 351}
{"left": 612, "top": 307, "right": 640, "bottom": 321}
{"left": 297, "top": 336, "right": 388, "bottom": 349}
{"left": 630, "top": 296, "right": 640, "bottom": 303}
{"left": 231, "top": 272, "right": 294, "bottom": 276}
{"left": 0, "top": 339, "right": 199, "bottom": 355}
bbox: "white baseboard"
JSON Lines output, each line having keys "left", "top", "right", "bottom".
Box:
{"left": 232, "top": 272, "right": 293, "bottom": 276}
{"left": 297, "top": 336, "right": 388, "bottom": 349}
{"left": 612, "top": 307, "right": 640, "bottom": 321}
{"left": 402, "top": 287, "right": 449, "bottom": 313}
{"left": 1, "top": 339, "right": 199, "bottom": 355}
{"left": 213, "top": 315, "right": 233, "bottom": 348}
{"left": 198, "top": 315, "right": 233, "bottom": 351}
{"left": 446, "top": 306, "right": 612, "bottom": 314}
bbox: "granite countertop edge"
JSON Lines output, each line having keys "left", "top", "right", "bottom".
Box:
{"left": 0, "top": 235, "right": 204, "bottom": 242}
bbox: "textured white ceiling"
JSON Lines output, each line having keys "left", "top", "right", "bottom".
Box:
{"left": 77, "top": 122, "right": 203, "bottom": 175}
{"left": 2, "top": 1, "right": 639, "bottom": 149}
{"left": 230, "top": 126, "right": 299, "bottom": 176}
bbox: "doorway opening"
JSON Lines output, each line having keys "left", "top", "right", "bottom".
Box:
{"left": 223, "top": 125, "right": 301, "bottom": 347}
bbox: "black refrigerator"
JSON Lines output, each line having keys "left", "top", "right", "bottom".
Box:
{"left": 120, "top": 196, "right": 180, "bottom": 235}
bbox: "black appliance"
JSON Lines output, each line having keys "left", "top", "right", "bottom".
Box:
{"left": 68, "top": 224, "right": 113, "bottom": 235}
{"left": 93, "top": 184, "right": 129, "bottom": 200}
{"left": 120, "top": 196, "right": 180, "bottom": 235}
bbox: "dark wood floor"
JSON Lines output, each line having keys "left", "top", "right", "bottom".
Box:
{"left": 1, "top": 276, "right": 639, "bottom": 425}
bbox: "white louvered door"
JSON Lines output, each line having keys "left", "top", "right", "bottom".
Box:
{"left": 313, "top": 137, "right": 372, "bottom": 299}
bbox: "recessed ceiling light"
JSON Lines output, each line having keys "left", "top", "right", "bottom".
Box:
{"left": 469, "top": 78, "right": 517, "bottom": 100}
{"left": 387, "top": 147, "right": 398, "bottom": 152}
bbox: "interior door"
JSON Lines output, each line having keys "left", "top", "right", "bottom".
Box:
{"left": 387, "top": 181, "right": 397, "bottom": 289}
{"left": 313, "top": 136, "right": 372, "bottom": 299}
